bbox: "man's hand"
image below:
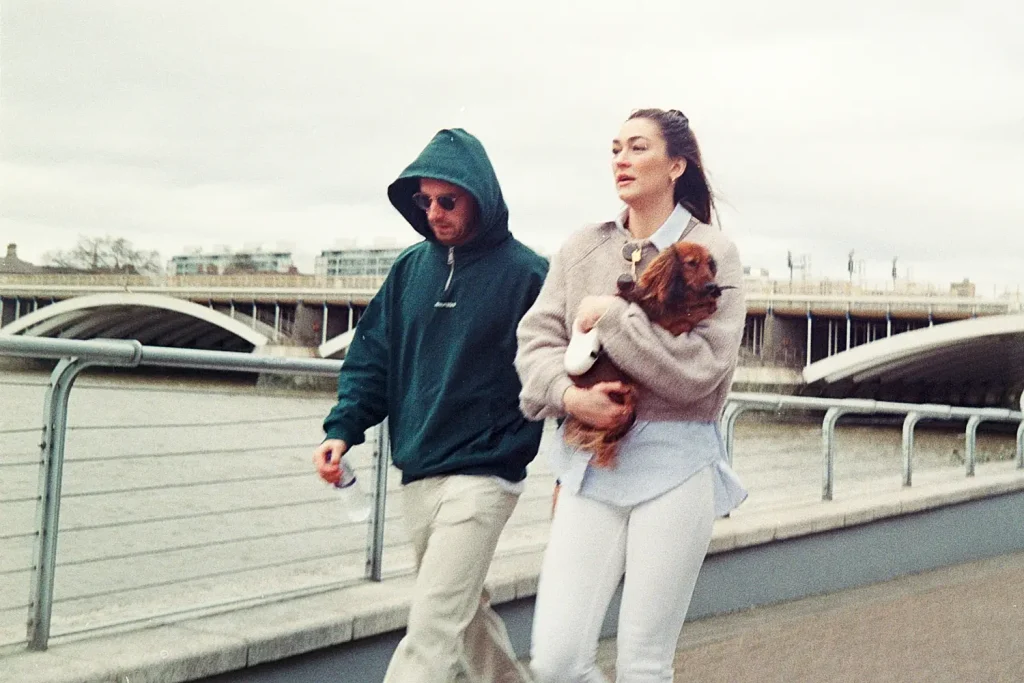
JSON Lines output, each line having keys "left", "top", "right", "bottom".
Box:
{"left": 563, "top": 383, "right": 632, "bottom": 429}
{"left": 574, "top": 295, "right": 618, "bottom": 333}
{"left": 313, "top": 439, "right": 349, "bottom": 485}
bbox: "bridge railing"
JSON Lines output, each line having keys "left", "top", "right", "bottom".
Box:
{"left": 3, "top": 272, "right": 1020, "bottom": 312}
{"left": 0, "top": 336, "right": 1021, "bottom": 653}
{"left": 0, "top": 338, "right": 368, "bottom": 654}
{"left": 723, "top": 393, "right": 1023, "bottom": 501}
{"left": 0, "top": 272, "right": 388, "bottom": 291}
{"left": 744, "top": 293, "right": 1019, "bottom": 316}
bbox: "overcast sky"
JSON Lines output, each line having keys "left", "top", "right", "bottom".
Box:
{"left": 2, "top": 1, "right": 1022, "bottom": 293}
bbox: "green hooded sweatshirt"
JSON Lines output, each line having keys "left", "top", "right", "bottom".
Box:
{"left": 323, "top": 129, "right": 549, "bottom": 484}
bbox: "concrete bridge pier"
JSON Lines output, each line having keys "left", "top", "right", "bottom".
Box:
{"left": 0, "top": 295, "right": 33, "bottom": 327}
{"left": 760, "top": 312, "right": 807, "bottom": 368}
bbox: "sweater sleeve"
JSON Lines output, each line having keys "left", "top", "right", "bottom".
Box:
{"left": 514, "top": 248, "right": 575, "bottom": 420}
{"left": 322, "top": 277, "right": 391, "bottom": 446}
{"left": 592, "top": 239, "right": 745, "bottom": 404}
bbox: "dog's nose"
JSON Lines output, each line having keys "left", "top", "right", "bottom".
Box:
{"left": 704, "top": 282, "right": 722, "bottom": 298}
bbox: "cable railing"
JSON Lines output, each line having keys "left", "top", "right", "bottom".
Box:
{"left": 0, "top": 335, "right": 1021, "bottom": 654}
{"left": 723, "top": 393, "right": 1023, "bottom": 500}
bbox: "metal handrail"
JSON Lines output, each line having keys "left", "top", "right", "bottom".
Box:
{"left": 1, "top": 335, "right": 1022, "bottom": 651}
{"left": 0, "top": 335, "right": 343, "bottom": 376}
{"left": 0, "top": 336, "right": 351, "bottom": 651}
{"left": 742, "top": 291, "right": 1019, "bottom": 308}
{"left": 722, "top": 392, "right": 1023, "bottom": 502}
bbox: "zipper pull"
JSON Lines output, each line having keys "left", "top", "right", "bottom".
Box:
{"left": 444, "top": 247, "right": 455, "bottom": 292}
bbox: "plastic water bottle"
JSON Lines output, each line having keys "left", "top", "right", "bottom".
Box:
{"left": 333, "top": 460, "right": 371, "bottom": 523}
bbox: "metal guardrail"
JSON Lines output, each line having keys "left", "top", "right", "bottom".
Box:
{"left": 722, "top": 393, "right": 1023, "bottom": 501}
{"left": 742, "top": 292, "right": 1022, "bottom": 320}
{"left": 0, "top": 337, "right": 367, "bottom": 652}
{"left": 0, "top": 272, "right": 388, "bottom": 291}
{"left": 1, "top": 335, "right": 1022, "bottom": 652}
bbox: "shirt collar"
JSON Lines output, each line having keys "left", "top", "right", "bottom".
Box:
{"left": 614, "top": 203, "right": 693, "bottom": 252}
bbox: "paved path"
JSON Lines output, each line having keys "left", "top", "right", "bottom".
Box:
{"left": 594, "top": 550, "right": 1024, "bottom": 682}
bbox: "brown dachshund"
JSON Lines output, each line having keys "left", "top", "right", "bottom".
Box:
{"left": 562, "top": 241, "right": 727, "bottom": 470}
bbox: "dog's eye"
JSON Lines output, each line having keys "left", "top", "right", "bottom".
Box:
{"left": 708, "top": 257, "right": 718, "bottom": 274}
{"left": 684, "top": 260, "right": 697, "bottom": 267}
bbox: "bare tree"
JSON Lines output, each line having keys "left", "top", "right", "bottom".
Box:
{"left": 45, "top": 235, "right": 162, "bottom": 274}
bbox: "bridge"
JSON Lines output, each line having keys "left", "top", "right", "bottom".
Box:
{"left": 803, "top": 313, "right": 1024, "bottom": 406}
{"left": 2, "top": 273, "right": 1022, "bottom": 406}
{"left": 0, "top": 273, "right": 381, "bottom": 358}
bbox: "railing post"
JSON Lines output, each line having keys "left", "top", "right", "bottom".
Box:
{"left": 902, "top": 412, "right": 922, "bottom": 487}
{"left": 1017, "top": 392, "right": 1024, "bottom": 470}
{"left": 965, "top": 415, "right": 983, "bottom": 477}
{"left": 821, "top": 408, "right": 843, "bottom": 501}
{"left": 26, "top": 357, "right": 95, "bottom": 650}
{"left": 366, "top": 419, "right": 390, "bottom": 582}
{"left": 721, "top": 402, "right": 748, "bottom": 468}
{"left": 1017, "top": 421, "right": 1023, "bottom": 470}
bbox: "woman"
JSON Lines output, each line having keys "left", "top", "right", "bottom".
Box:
{"left": 515, "top": 108, "right": 748, "bottom": 683}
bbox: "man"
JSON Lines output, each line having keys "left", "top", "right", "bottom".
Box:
{"left": 314, "top": 128, "right": 548, "bottom": 683}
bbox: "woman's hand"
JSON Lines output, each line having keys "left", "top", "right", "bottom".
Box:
{"left": 574, "top": 296, "right": 618, "bottom": 333}
{"left": 563, "top": 383, "right": 632, "bottom": 429}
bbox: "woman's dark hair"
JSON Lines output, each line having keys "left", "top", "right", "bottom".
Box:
{"left": 627, "top": 108, "right": 716, "bottom": 225}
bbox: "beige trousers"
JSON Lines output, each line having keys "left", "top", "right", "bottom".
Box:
{"left": 383, "top": 474, "right": 532, "bottom": 683}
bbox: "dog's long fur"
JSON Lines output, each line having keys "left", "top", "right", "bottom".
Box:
{"left": 562, "top": 241, "right": 724, "bottom": 470}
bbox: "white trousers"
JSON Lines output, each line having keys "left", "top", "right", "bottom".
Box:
{"left": 383, "top": 475, "right": 532, "bottom": 683}
{"left": 530, "top": 467, "right": 715, "bottom": 683}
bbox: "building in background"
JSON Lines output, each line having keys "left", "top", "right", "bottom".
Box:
{"left": 314, "top": 247, "right": 405, "bottom": 277}
{"left": 949, "top": 278, "right": 977, "bottom": 297}
{"left": 168, "top": 250, "right": 295, "bottom": 275}
{"left": 0, "top": 244, "right": 42, "bottom": 274}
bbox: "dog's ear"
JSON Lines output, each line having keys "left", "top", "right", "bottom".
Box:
{"left": 667, "top": 247, "right": 690, "bottom": 302}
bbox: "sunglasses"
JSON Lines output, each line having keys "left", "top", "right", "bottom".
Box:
{"left": 412, "top": 193, "right": 460, "bottom": 212}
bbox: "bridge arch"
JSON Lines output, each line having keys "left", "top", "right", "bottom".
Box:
{"left": 318, "top": 329, "right": 356, "bottom": 359}
{"left": 0, "top": 293, "right": 269, "bottom": 352}
{"left": 802, "top": 314, "right": 1024, "bottom": 406}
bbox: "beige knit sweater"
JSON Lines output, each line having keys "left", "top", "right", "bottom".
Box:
{"left": 515, "top": 218, "right": 746, "bottom": 423}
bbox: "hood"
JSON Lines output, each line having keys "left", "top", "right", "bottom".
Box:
{"left": 387, "top": 128, "right": 510, "bottom": 249}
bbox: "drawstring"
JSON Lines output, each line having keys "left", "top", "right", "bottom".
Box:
{"left": 444, "top": 247, "right": 455, "bottom": 292}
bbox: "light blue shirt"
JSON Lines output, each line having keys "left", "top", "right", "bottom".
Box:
{"left": 550, "top": 204, "right": 748, "bottom": 516}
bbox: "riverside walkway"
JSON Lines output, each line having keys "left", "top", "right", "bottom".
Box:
{"left": 1, "top": 335, "right": 1021, "bottom": 682}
